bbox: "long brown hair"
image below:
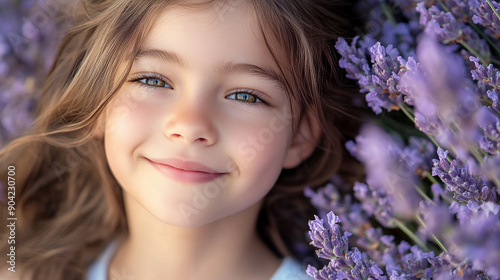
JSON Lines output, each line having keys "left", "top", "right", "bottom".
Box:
{"left": 0, "top": 0, "right": 361, "bottom": 278}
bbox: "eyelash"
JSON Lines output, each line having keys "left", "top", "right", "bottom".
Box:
{"left": 129, "top": 73, "right": 173, "bottom": 89}
{"left": 128, "top": 73, "right": 270, "bottom": 106}
{"left": 226, "top": 89, "right": 269, "bottom": 106}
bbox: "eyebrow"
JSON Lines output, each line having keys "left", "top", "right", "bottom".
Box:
{"left": 135, "top": 48, "right": 286, "bottom": 90}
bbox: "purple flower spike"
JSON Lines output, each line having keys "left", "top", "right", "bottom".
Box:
{"left": 397, "top": 56, "right": 420, "bottom": 106}
{"left": 470, "top": 56, "right": 500, "bottom": 88}
{"left": 380, "top": 21, "right": 416, "bottom": 58}
{"left": 432, "top": 148, "right": 497, "bottom": 203}
{"left": 306, "top": 263, "right": 336, "bottom": 280}
{"left": 307, "top": 212, "right": 388, "bottom": 280}
{"left": 0, "top": 1, "right": 70, "bottom": 147}
{"left": 478, "top": 107, "right": 500, "bottom": 154}
{"left": 368, "top": 42, "right": 404, "bottom": 112}
{"left": 470, "top": 0, "right": 500, "bottom": 39}
{"left": 418, "top": 199, "right": 452, "bottom": 238}
{"left": 336, "top": 36, "right": 371, "bottom": 82}
{"left": 336, "top": 36, "right": 405, "bottom": 114}
{"left": 470, "top": 56, "right": 500, "bottom": 112}
{"left": 430, "top": 251, "right": 488, "bottom": 280}
{"left": 476, "top": 154, "right": 500, "bottom": 182}
{"left": 308, "top": 212, "right": 351, "bottom": 260}
{"left": 417, "top": 3, "right": 462, "bottom": 44}
{"left": 354, "top": 182, "right": 396, "bottom": 228}
{"left": 348, "top": 124, "right": 426, "bottom": 222}
{"left": 446, "top": 0, "right": 474, "bottom": 22}
{"left": 488, "top": 90, "right": 500, "bottom": 114}
{"left": 305, "top": 177, "right": 373, "bottom": 237}
{"left": 400, "top": 34, "right": 482, "bottom": 157}
{"left": 450, "top": 202, "right": 500, "bottom": 279}
{"left": 417, "top": 3, "right": 491, "bottom": 62}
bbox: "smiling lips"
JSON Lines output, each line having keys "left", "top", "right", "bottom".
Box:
{"left": 148, "top": 158, "right": 226, "bottom": 183}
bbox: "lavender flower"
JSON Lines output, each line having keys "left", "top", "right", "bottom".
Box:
{"left": 380, "top": 21, "right": 417, "bottom": 58}
{"left": 335, "top": 37, "right": 405, "bottom": 114}
{"left": 489, "top": 90, "right": 500, "bottom": 114}
{"left": 475, "top": 154, "right": 500, "bottom": 182}
{"left": 430, "top": 251, "right": 489, "bottom": 280}
{"left": 347, "top": 124, "right": 426, "bottom": 221}
{"left": 336, "top": 36, "right": 372, "bottom": 83}
{"left": 307, "top": 212, "right": 387, "bottom": 280}
{"left": 305, "top": 177, "right": 372, "bottom": 236}
{"left": 432, "top": 148, "right": 497, "bottom": 203}
{"left": 384, "top": 242, "right": 436, "bottom": 279}
{"left": 367, "top": 42, "right": 404, "bottom": 113}
{"left": 305, "top": 183, "right": 342, "bottom": 219}
{"left": 418, "top": 199, "right": 453, "bottom": 238}
{"left": 417, "top": 3, "right": 463, "bottom": 44}
{"left": 445, "top": 0, "right": 474, "bottom": 22}
{"left": 470, "top": 0, "right": 500, "bottom": 39}
{"left": 448, "top": 202, "right": 500, "bottom": 279}
{"left": 478, "top": 107, "right": 500, "bottom": 154}
{"left": 353, "top": 181, "right": 396, "bottom": 228}
{"left": 395, "top": 56, "right": 420, "bottom": 106}
{"left": 310, "top": 1, "right": 500, "bottom": 279}
{"left": 0, "top": 1, "right": 69, "bottom": 148}
{"left": 308, "top": 212, "right": 352, "bottom": 260}
{"left": 400, "top": 34, "right": 482, "bottom": 158}
{"left": 470, "top": 56, "right": 500, "bottom": 110}
{"left": 416, "top": 3, "right": 491, "bottom": 62}
{"left": 470, "top": 57, "right": 500, "bottom": 88}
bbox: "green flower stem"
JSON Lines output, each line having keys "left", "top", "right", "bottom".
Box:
{"left": 426, "top": 134, "right": 444, "bottom": 155}
{"left": 469, "top": 24, "right": 500, "bottom": 58}
{"left": 494, "top": 178, "right": 500, "bottom": 193}
{"left": 400, "top": 103, "right": 415, "bottom": 121}
{"left": 486, "top": 0, "right": 500, "bottom": 22}
{"left": 381, "top": 1, "right": 397, "bottom": 25}
{"left": 459, "top": 40, "right": 489, "bottom": 65}
{"left": 491, "top": 58, "right": 500, "bottom": 66}
{"left": 415, "top": 184, "right": 433, "bottom": 202}
{"left": 439, "top": 0, "right": 500, "bottom": 59}
{"left": 393, "top": 219, "right": 430, "bottom": 251}
{"left": 437, "top": 0, "right": 449, "bottom": 12}
{"left": 416, "top": 214, "right": 448, "bottom": 253}
{"left": 422, "top": 171, "right": 456, "bottom": 204}
{"left": 423, "top": 171, "right": 440, "bottom": 185}
{"left": 398, "top": 105, "right": 448, "bottom": 162}
{"left": 448, "top": 118, "right": 484, "bottom": 164}
{"left": 471, "top": 146, "right": 485, "bottom": 164}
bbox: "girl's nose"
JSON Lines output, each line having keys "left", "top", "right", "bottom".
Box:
{"left": 163, "top": 96, "right": 217, "bottom": 146}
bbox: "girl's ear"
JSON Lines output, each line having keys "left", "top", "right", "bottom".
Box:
{"left": 282, "top": 111, "right": 322, "bottom": 169}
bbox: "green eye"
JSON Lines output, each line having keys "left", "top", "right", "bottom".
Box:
{"left": 227, "top": 92, "right": 261, "bottom": 103}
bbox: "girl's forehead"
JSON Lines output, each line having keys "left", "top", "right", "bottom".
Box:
{"left": 147, "top": 0, "right": 262, "bottom": 46}
{"left": 146, "top": 0, "right": 265, "bottom": 50}
{"left": 140, "top": 0, "right": 281, "bottom": 81}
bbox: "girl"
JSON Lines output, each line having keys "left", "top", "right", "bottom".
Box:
{"left": 0, "top": 0, "right": 361, "bottom": 279}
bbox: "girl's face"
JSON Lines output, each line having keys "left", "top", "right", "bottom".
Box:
{"left": 104, "top": 1, "right": 316, "bottom": 227}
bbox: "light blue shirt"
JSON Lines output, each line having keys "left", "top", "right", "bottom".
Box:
{"left": 87, "top": 239, "right": 313, "bottom": 280}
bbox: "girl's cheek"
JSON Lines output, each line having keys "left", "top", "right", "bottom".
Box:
{"left": 105, "top": 91, "right": 158, "bottom": 134}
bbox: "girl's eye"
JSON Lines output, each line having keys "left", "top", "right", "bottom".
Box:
{"left": 129, "top": 74, "right": 173, "bottom": 89}
{"left": 226, "top": 91, "right": 266, "bottom": 105}
{"left": 138, "top": 77, "right": 172, "bottom": 89}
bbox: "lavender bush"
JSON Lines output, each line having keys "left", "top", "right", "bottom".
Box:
{"left": 1, "top": 1, "right": 500, "bottom": 279}
{"left": 306, "top": 1, "right": 500, "bottom": 279}
{"left": 0, "top": 0, "right": 69, "bottom": 148}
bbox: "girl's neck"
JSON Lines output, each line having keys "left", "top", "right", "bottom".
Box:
{"left": 108, "top": 194, "right": 281, "bottom": 280}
